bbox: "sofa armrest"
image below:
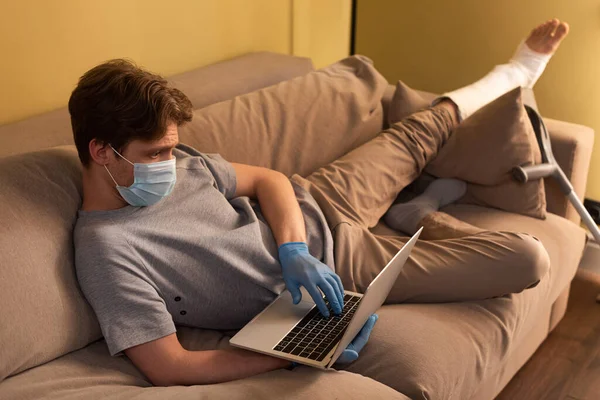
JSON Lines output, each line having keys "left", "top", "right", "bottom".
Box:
{"left": 544, "top": 118, "right": 594, "bottom": 223}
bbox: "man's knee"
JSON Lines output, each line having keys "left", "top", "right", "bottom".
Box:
{"left": 511, "top": 233, "right": 550, "bottom": 289}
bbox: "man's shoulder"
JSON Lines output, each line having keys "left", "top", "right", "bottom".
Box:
{"left": 173, "top": 144, "right": 228, "bottom": 172}
{"left": 74, "top": 213, "right": 123, "bottom": 245}
{"left": 73, "top": 215, "right": 133, "bottom": 273}
{"left": 173, "top": 143, "right": 204, "bottom": 166}
{"left": 172, "top": 148, "right": 214, "bottom": 182}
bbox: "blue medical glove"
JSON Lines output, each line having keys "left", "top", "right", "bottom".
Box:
{"left": 278, "top": 242, "right": 345, "bottom": 318}
{"left": 335, "top": 313, "right": 378, "bottom": 365}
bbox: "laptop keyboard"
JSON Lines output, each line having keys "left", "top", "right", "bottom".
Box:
{"left": 273, "top": 293, "right": 362, "bottom": 362}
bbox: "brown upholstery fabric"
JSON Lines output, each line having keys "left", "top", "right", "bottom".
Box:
{"left": 0, "top": 108, "right": 74, "bottom": 159}
{"left": 426, "top": 89, "right": 540, "bottom": 186}
{"left": 0, "top": 146, "right": 102, "bottom": 382}
{"left": 345, "top": 205, "right": 584, "bottom": 399}
{"left": 387, "top": 80, "right": 431, "bottom": 125}
{"left": 0, "top": 331, "right": 407, "bottom": 400}
{"left": 549, "top": 286, "right": 570, "bottom": 332}
{"left": 177, "top": 55, "right": 389, "bottom": 178}
{"left": 467, "top": 301, "right": 552, "bottom": 400}
{"left": 430, "top": 89, "right": 545, "bottom": 219}
{"left": 443, "top": 204, "right": 585, "bottom": 303}
{"left": 168, "top": 52, "right": 314, "bottom": 110}
{"left": 345, "top": 288, "right": 550, "bottom": 399}
{"left": 381, "top": 83, "right": 396, "bottom": 129}
{"left": 0, "top": 52, "right": 315, "bottom": 159}
{"left": 429, "top": 88, "right": 546, "bottom": 219}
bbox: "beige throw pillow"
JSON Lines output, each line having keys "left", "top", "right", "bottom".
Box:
{"left": 178, "top": 55, "right": 389, "bottom": 178}
{"left": 0, "top": 146, "right": 102, "bottom": 383}
{"left": 389, "top": 81, "right": 546, "bottom": 219}
{"left": 387, "top": 80, "right": 432, "bottom": 125}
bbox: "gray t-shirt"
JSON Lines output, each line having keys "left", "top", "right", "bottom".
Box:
{"left": 74, "top": 144, "right": 335, "bottom": 356}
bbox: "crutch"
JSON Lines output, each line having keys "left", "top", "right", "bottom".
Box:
{"left": 512, "top": 104, "right": 600, "bottom": 302}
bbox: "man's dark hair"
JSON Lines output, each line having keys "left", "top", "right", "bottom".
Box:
{"left": 68, "top": 59, "right": 193, "bottom": 166}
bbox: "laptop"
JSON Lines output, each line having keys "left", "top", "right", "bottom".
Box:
{"left": 230, "top": 227, "right": 422, "bottom": 369}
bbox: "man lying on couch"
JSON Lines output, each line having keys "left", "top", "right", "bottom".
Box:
{"left": 71, "top": 19, "right": 569, "bottom": 386}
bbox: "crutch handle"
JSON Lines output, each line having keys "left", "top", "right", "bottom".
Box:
{"left": 512, "top": 164, "right": 557, "bottom": 183}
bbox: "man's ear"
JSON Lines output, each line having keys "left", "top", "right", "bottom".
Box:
{"left": 89, "top": 139, "right": 112, "bottom": 166}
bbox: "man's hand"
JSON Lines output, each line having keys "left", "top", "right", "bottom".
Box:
{"left": 278, "top": 242, "right": 345, "bottom": 317}
{"left": 335, "top": 313, "right": 378, "bottom": 365}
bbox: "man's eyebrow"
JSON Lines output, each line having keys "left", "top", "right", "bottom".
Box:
{"left": 150, "top": 142, "right": 179, "bottom": 152}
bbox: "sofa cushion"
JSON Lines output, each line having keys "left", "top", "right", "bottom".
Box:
{"left": 428, "top": 88, "right": 546, "bottom": 219}
{"left": 352, "top": 205, "right": 584, "bottom": 398}
{"left": 389, "top": 82, "right": 547, "bottom": 219}
{"left": 373, "top": 204, "right": 585, "bottom": 304}
{"left": 345, "top": 285, "right": 551, "bottom": 399}
{"left": 0, "top": 146, "right": 103, "bottom": 382}
{"left": 177, "top": 55, "right": 389, "bottom": 178}
{"left": 0, "top": 329, "right": 408, "bottom": 400}
{"left": 387, "top": 80, "right": 432, "bottom": 125}
{"left": 390, "top": 82, "right": 546, "bottom": 219}
{"left": 381, "top": 84, "right": 396, "bottom": 129}
{"left": 426, "top": 88, "right": 542, "bottom": 187}
{"left": 442, "top": 204, "right": 586, "bottom": 303}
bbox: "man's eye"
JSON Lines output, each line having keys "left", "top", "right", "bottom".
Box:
{"left": 152, "top": 151, "right": 161, "bottom": 157}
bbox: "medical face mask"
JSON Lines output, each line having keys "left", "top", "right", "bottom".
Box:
{"left": 104, "top": 145, "right": 176, "bottom": 207}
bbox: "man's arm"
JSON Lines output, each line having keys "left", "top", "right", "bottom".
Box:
{"left": 231, "top": 163, "right": 306, "bottom": 246}
{"left": 125, "top": 317, "right": 378, "bottom": 387}
{"left": 127, "top": 162, "right": 308, "bottom": 386}
{"left": 125, "top": 333, "right": 290, "bottom": 386}
{"left": 231, "top": 162, "right": 345, "bottom": 316}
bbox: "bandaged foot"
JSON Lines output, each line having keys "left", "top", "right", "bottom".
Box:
{"left": 439, "top": 19, "right": 569, "bottom": 120}
{"left": 384, "top": 178, "right": 467, "bottom": 235}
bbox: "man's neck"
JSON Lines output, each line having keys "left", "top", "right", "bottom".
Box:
{"left": 81, "top": 169, "right": 128, "bottom": 212}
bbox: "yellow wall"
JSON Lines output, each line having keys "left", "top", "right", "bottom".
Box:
{"left": 0, "top": 0, "right": 350, "bottom": 125}
{"left": 292, "top": 0, "right": 352, "bottom": 69}
{"left": 356, "top": 0, "right": 600, "bottom": 200}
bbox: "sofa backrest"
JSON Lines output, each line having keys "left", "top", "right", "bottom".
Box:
{"left": 0, "top": 52, "right": 314, "bottom": 159}
{"left": 0, "top": 52, "right": 314, "bottom": 382}
{"left": 178, "top": 55, "right": 388, "bottom": 178}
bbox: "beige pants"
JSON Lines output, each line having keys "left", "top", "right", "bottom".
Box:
{"left": 291, "top": 106, "right": 550, "bottom": 303}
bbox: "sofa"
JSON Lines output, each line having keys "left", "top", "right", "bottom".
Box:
{"left": 0, "top": 52, "right": 594, "bottom": 399}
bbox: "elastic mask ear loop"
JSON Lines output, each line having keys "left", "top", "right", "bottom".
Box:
{"left": 104, "top": 164, "right": 120, "bottom": 187}
{"left": 109, "top": 144, "right": 135, "bottom": 166}
{"left": 105, "top": 144, "right": 133, "bottom": 187}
